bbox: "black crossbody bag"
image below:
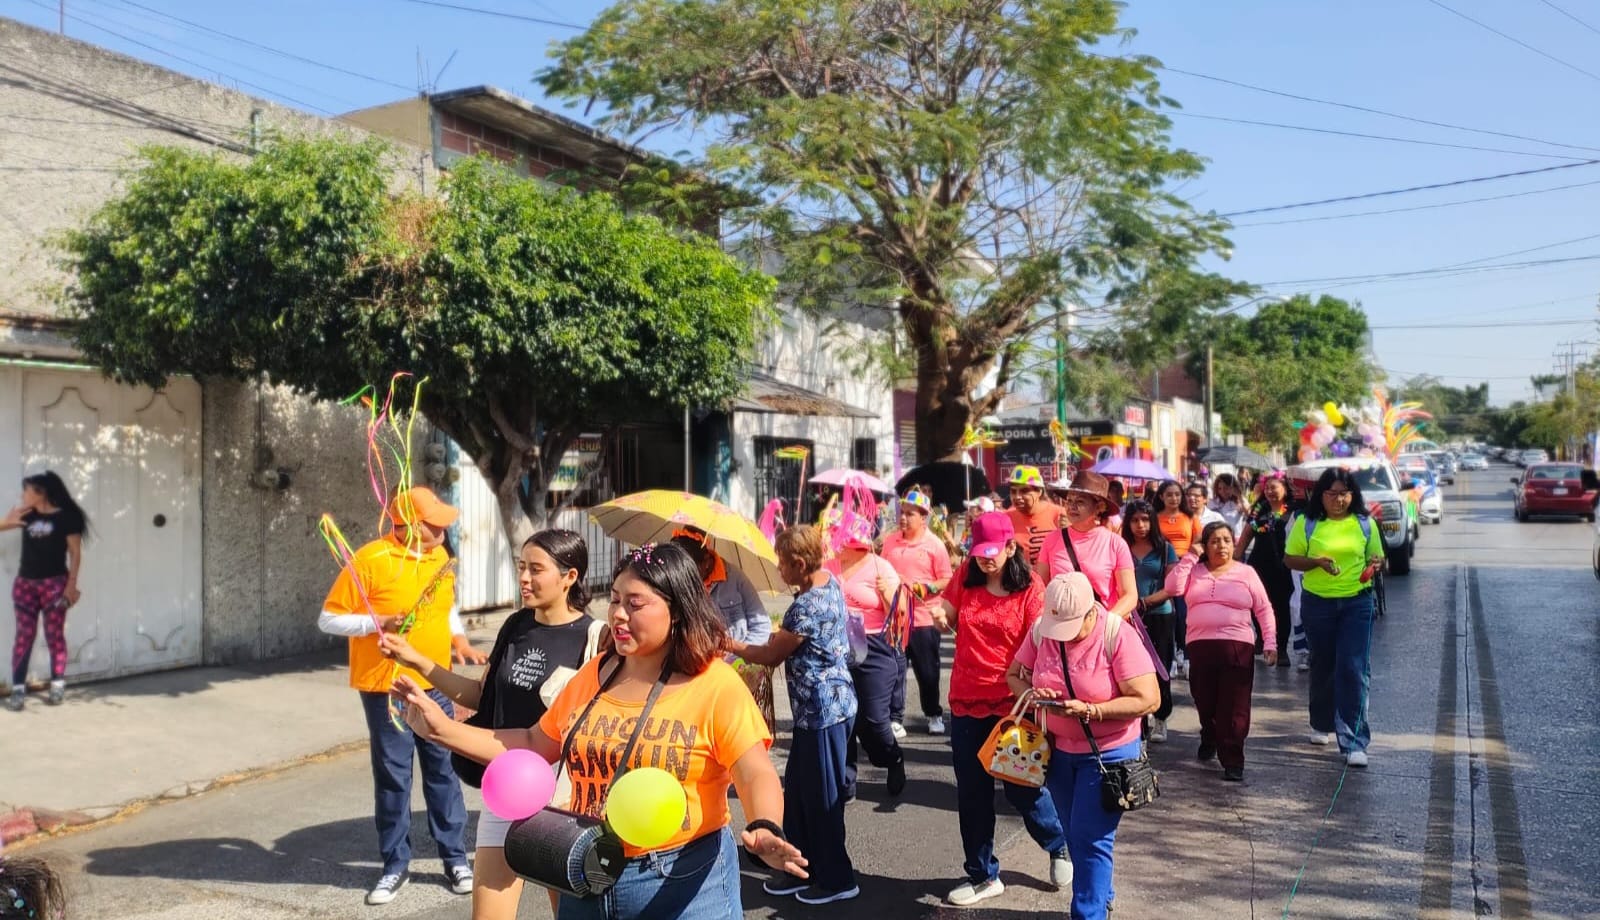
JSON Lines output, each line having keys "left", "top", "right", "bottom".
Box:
{"left": 1056, "top": 636, "right": 1161, "bottom": 813}
{"left": 503, "top": 653, "right": 673, "bottom": 897}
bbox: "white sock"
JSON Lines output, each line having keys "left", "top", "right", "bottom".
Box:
{"left": 49, "top": 679, "right": 64, "bottom": 689}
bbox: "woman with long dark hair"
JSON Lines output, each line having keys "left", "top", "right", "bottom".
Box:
{"left": 394, "top": 542, "right": 806, "bottom": 917}
{"left": 4, "top": 471, "right": 90, "bottom": 710}
{"left": 1121, "top": 500, "right": 1177, "bottom": 743}
{"left": 1236, "top": 472, "right": 1296, "bottom": 666}
{"left": 932, "top": 512, "right": 1067, "bottom": 907}
{"left": 382, "top": 529, "right": 606, "bottom": 920}
{"left": 1283, "top": 468, "right": 1385, "bottom": 768}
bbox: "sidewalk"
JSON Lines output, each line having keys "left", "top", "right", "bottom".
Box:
{"left": 0, "top": 609, "right": 515, "bottom": 847}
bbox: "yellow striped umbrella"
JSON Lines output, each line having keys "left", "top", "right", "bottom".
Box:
{"left": 588, "top": 490, "right": 784, "bottom": 593}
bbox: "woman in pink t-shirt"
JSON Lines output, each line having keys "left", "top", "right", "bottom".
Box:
{"left": 823, "top": 515, "right": 905, "bottom": 799}
{"left": 930, "top": 511, "right": 1067, "bottom": 907}
{"left": 1035, "top": 471, "right": 1137, "bottom": 622}
{"left": 879, "top": 489, "right": 954, "bottom": 737}
{"left": 1165, "top": 521, "right": 1276, "bottom": 782}
{"left": 1007, "top": 573, "right": 1157, "bottom": 920}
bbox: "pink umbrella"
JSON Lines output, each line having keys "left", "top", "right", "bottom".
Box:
{"left": 810, "top": 468, "right": 894, "bottom": 494}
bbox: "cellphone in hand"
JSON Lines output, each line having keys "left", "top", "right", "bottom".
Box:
{"left": 1359, "top": 561, "right": 1381, "bottom": 583}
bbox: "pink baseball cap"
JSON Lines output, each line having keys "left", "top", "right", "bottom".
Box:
{"left": 968, "top": 511, "right": 1015, "bottom": 559}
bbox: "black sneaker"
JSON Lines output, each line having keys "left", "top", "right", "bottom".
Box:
{"left": 887, "top": 759, "right": 906, "bottom": 796}
{"left": 797, "top": 884, "right": 861, "bottom": 905}
{"left": 1222, "top": 766, "right": 1245, "bottom": 782}
{"left": 1197, "top": 743, "right": 1216, "bottom": 763}
{"left": 763, "top": 874, "right": 810, "bottom": 897}
{"left": 366, "top": 870, "right": 409, "bottom": 905}
{"left": 446, "top": 863, "right": 473, "bottom": 895}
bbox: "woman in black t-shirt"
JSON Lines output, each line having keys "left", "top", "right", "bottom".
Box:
{"left": 4, "top": 471, "right": 89, "bottom": 711}
{"left": 380, "top": 529, "right": 605, "bottom": 920}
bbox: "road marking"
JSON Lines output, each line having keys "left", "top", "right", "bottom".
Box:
{"left": 1466, "top": 567, "right": 1533, "bottom": 920}
{"left": 1418, "top": 564, "right": 1463, "bottom": 919}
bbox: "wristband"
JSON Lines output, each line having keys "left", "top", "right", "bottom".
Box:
{"left": 744, "top": 818, "right": 785, "bottom": 843}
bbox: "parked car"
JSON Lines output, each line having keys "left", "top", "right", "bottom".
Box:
{"left": 1409, "top": 467, "right": 1444, "bottom": 524}
{"left": 1518, "top": 448, "right": 1549, "bottom": 467}
{"left": 1512, "top": 463, "right": 1599, "bottom": 522}
{"left": 1426, "top": 451, "right": 1456, "bottom": 484}
{"left": 1288, "top": 456, "right": 1417, "bottom": 574}
{"left": 1458, "top": 453, "right": 1489, "bottom": 471}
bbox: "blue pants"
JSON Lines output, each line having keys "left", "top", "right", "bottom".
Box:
{"left": 1300, "top": 591, "right": 1375, "bottom": 754}
{"left": 358, "top": 689, "right": 468, "bottom": 874}
{"left": 950, "top": 714, "right": 1066, "bottom": 884}
{"left": 845, "top": 635, "right": 904, "bottom": 794}
{"left": 892, "top": 625, "right": 944, "bottom": 723}
{"left": 1044, "top": 740, "right": 1141, "bottom": 920}
{"left": 784, "top": 720, "right": 856, "bottom": 892}
{"left": 557, "top": 829, "right": 741, "bottom": 920}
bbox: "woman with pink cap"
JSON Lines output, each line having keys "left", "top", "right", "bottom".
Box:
{"left": 1006, "top": 572, "right": 1158, "bottom": 920}
{"left": 931, "top": 511, "right": 1068, "bottom": 907}
{"left": 824, "top": 511, "right": 906, "bottom": 799}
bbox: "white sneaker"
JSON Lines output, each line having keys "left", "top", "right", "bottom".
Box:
{"left": 1149, "top": 718, "right": 1168, "bottom": 744}
{"left": 1296, "top": 653, "right": 1310, "bottom": 672}
{"left": 1346, "top": 750, "right": 1369, "bottom": 768}
{"left": 1173, "top": 654, "right": 1189, "bottom": 680}
{"left": 890, "top": 721, "right": 907, "bottom": 740}
{"left": 1048, "top": 853, "right": 1072, "bottom": 889}
{"left": 947, "top": 878, "right": 1005, "bottom": 907}
{"left": 928, "top": 716, "right": 947, "bottom": 735}
{"left": 1307, "top": 732, "right": 1333, "bottom": 746}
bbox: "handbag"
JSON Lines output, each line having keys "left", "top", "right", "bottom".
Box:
{"left": 978, "top": 690, "right": 1051, "bottom": 788}
{"left": 503, "top": 653, "right": 673, "bottom": 897}
{"left": 1057, "top": 637, "right": 1161, "bottom": 813}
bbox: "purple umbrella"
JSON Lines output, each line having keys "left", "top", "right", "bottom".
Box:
{"left": 1090, "top": 456, "right": 1174, "bottom": 481}
{"left": 810, "top": 468, "right": 894, "bottom": 494}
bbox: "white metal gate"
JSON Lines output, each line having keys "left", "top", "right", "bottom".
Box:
{"left": 0, "top": 363, "right": 203, "bottom": 685}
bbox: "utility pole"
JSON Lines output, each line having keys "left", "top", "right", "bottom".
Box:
{"left": 1204, "top": 343, "right": 1214, "bottom": 447}
{"left": 59, "top": 0, "right": 65, "bottom": 33}
{"left": 1054, "top": 299, "right": 1068, "bottom": 426}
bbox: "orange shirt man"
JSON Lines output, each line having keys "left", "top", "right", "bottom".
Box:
{"left": 1005, "top": 465, "right": 1064, "bottom": 565}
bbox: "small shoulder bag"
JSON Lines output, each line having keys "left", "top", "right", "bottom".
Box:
{"left": 1056, "top": 635, "right": 1161, "bottom": 813}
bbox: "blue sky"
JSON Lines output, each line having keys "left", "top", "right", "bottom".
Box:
{"left": 10, "top": 0, "right": 1599, "bottom": 406}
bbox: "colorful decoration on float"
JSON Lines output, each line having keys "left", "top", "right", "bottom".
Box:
{"left": 1294, "top": 388, "right": 1431, "bottom": 462}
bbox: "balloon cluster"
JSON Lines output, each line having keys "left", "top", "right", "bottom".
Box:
{"left": 1294, "top": 390, "right": 1431, "bottom": 463}
{"left": 480, "top": 751, "right": 688, "bottom": 849}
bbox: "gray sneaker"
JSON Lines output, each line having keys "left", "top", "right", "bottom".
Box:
{"left": 47, "top": 680, "right": 65, "bottom": 706}
{"left": 948, "top": 877, "right": 1005, "bottom": 907}
{"left": 366, "top": 870, "right": 409, "bottom": 905}
{"left": 5, "top": 688, "right": 24, "bottom": 712}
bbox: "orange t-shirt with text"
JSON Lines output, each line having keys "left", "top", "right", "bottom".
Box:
{"left": 538, "top": 657, "right": 773, "bottom": 856}
{"left": 1008, "top": 503, "right": 1065, "bottom": 564}
{"left": 322, "top": 536, "right": 456, "bottom": 693}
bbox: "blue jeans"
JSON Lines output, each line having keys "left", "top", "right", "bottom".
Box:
{"left": 358, "top": 690, "right": 468, "bottom": 874}
{"left": 1299, "top": 590, "right": 1375, "bottom": 754}
{"left": 1044, "top": 739, "right": 1141, "bottom": 920}
{"left": 556, "top": 829, "right": 741, "bottom": 920}
{"left": 785, "top": 720, "right": 856, "bottom": 892}
{"left": 950, "top": 714, "right": 1066, "bottom": 884}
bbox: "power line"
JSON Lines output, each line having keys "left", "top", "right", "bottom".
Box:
{"left": 1437, "top": 232, "right": 1600, "bottom": 270}
{"left": 109, "top": 0, "right": 415, "bottom": 92}
{"left": 1172, "top": 111, "right": 1588, "bottom": 160}
{"left": 1422, "top": 0, "right": 1600, "bottom": 85}
{"left": 397, "top": 0, "right": 587, "bottom": 30}
{"left": 1218, "top": 158, "right": 1600, "bottom": 218}
{"left": 1257, "top": 253, "right": 1600, "bottom": 287}
{"left": 1230, "top": 176, "right": 1600, "bottom": 227}
{"left": 1534, "top": 0, "right": 1600, "bottom": 38}
{"left": 1370, "top": 317, "right": 1595, "bottom": 330}
{"left": 1155, "top": 64, "right": 1600, "bottom": 156}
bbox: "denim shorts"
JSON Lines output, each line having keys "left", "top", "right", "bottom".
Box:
{"left": 556, "top": 828, "right": 741, "bottom": 920}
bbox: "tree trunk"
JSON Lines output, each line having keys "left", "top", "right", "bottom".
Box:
{"left": 911, "top": 341, "right": 1006, "bottom": 464}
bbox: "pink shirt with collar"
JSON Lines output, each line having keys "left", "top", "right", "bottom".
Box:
{"left": 1163, "top": 553, "right": 1276, "bottom": 649}
{"left": 879, "top": 529, "right": 953, "bottom": 628}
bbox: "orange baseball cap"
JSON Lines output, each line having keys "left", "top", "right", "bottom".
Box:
{"left": 388, "top": 486, "right": 459, "bottom": 529}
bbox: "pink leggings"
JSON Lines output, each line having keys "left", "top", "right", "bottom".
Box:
{"left": 12, "top": 575, "right": 69, "bottom": 685}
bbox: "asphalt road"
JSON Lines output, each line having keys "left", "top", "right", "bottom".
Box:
{"left": 21, "top": 462, "right": 1600, "bottom": 919}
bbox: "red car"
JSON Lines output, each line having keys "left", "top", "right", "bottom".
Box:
{"left": 1512, "top": 463, "right": 1599, "bottom": 522}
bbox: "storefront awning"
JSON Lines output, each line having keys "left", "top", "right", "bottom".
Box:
{"left": 733, "top": 371, "right": 878, "bottom": 419}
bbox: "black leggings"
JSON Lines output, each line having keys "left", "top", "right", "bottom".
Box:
{"left": 894, "top": 625, "right": 944, "bottom": 722}
{"left": 1141, "top": 611, "right": 1175, "bottom": 721}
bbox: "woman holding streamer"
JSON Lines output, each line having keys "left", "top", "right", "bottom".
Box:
{"left": 381, "top": 529, "right": 606, "bottom": 920}
{"left": 1283, "top": 468, "right": 1385, "bottom": 768}
{"left": 4, "top": 471, "right": 89, "bottom": 711}
{"left": 394, "top": 542, "right": 806, "bottom": 919}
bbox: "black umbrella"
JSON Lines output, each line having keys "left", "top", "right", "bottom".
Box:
{"left": 897, "top": 462, "right": 992, "bottom": 510}
{"left": 1197, "top": 444, "right": 1275, "bottom": 470}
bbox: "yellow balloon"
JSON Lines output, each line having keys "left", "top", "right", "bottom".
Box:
{"left": 1323, "top": 401, "right": 1346, "bottom": 427}
{"left": 605, "top": 767, "right": 688, "bottom": 849}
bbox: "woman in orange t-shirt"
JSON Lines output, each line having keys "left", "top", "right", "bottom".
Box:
{"left": 1154, "top": 479, "right": 1203, "bottom": 556}
{"left": 395, "top": 542, "right": 807, "bottom": 918}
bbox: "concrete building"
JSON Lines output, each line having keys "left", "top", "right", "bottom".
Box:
{"left": 0, "top": 17, "right": 426, "bottom": 684}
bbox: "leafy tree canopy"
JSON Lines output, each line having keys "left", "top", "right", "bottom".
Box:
{"left": 540, "top": 0, "right": 1243, "bottom": 461}
{"left": 61, "top": 134, "right": 772, "bottom": 542}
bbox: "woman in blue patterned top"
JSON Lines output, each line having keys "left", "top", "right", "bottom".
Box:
{"left": 723, "top": 525, "right": 860, "bottom": 904}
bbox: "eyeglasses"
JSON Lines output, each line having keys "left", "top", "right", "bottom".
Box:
{"left": 1324, "top": 489, "right": 1353, "bottom": 498}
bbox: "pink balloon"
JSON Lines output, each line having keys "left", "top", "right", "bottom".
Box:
{"left": 481, "top": 749, "right": 557, "bottom": 820}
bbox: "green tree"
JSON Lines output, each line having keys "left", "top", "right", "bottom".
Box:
{"left": 540, "top": 0, "right": 1242, "bottom": 462}
{"left": 1393, "top": 375, "right": 1492, "bottom": 439}
{"left": 61, "top": 136, "right": 771, "bottom": 543}
{"left": 1197, "top": 294, "right": 1374, "bottom": 448}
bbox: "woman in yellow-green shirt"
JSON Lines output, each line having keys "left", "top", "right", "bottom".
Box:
{"left": 1283, "top": 467, "right": 1386, "bottom": 769}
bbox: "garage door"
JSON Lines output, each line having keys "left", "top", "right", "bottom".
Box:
{"left": 0, "top": 363, "right": 203, "bottom": 684}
